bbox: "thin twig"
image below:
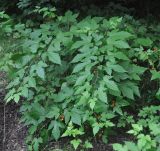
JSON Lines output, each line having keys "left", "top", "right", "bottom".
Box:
{"left": 3, "top": 103, "right": 6, "bottom": 151}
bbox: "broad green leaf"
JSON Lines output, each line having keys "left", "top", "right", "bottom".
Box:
{"left": 109, "top": 31, "right": 133, "bottom": 40}
{"left": 52, "top": 122, "right": 61, "bottom": 141}
{"left": 113, "top": 52, "right": 129, "bottom": 60}
{"left": 14, "top": 93, "right": 20, "bottom": 103}
{"left": 114, "top": 107, "right": 123, "bottom": 115}
{"left": 121, "top": 85, "right": 134, "bottom": 100}
{"left": 28, "top": 77, "right": 36, "bottom": 88}
{"left": 151, "top": 70, "right": 160, "bottom": 80}
{"left": 48, "top": 52, "right": 61, "bottom": 65}
{"left": 125, "top": 141, "right": 138, "bottom": 151}
{"left": 33, "top": 138, "right": 42, "bottom": 151}
{"left": 89, "top": 99, "right": 96, "bottom": 110}
{"left": 75, "top": 75, "right": 87, "bottom": 86}
{"left": 36, "top": 66, "right": 45, "bottom": 79}
{"left": 93, "top": 123, "right": 100, "bottom": 136}
{"left": 132, "top": 124, "right": 143, "bottom": 132}
{"left": 71, "top": 139, "right": 81, "bottom": 150}
{"left": 71, "top": 41, "right": 84, "bottom": 50}
{"left": 114, "top": 40, "right": 130, "bottom": 49}
{"left": 84, "top": 140, "right": 93, "bottom": 149}
{"left": 29, "top": 125, "right": 37, "bottom": 135}
{"left": 109, "top": 64, "right": 126, "bottom": 73}
{"left": 47, "top": 44, "right": 54, "bottom": 52}
{"left": 149, "top": 123, "right": 160, "bottom": 135}
{"left": 64, "top": 110, "right": 71, "bottom": 124}
{"left": 138, "top": 138, "right": 146, "bottom": 150}
{"left": 132, "top": 65, "right": 146, "bottom": 74}
{"left": 21, "top": 87, "right": 28, "bottom": 98}
{"left": 5, "top": 88, "right": 16, "bottom": 101}
{"left": 71, "top": 113, "right": 81, "bottom": 125}
{"left": 30, "top": 43, "right": 39, "bottom": 53}
{"left": 98, "top": 87, "right": 108, "bottom": 103}
{"left": 71, "top": 53, "right": 86, "bottom": 63}
{"left": 136, "top": 38, "right": 153, "bottom": 46}
{"left": 47, "top": 107, "right": 60, "bottom": 119}
{"left": 73, "top": 61, "right": 90, "bottom": 73}
{"left": 156, "top": 88, "right": 160, "bottom": 100}
{"left": 6, "top": 78, "right": 20, "bottom": 89}
{"left": 132, "top": 85, "right": 140, "bottom": 97}
{"left": 48, "top": 121, "right": 63, "bottom": 140}
{"left": 104, "top": 77, "right": 119, "bottom": 92}
{"left": 113, "top": 143, "right": 128, "bottom": 151}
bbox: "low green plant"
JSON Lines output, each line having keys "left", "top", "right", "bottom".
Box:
{"left": 0, "top": 11, "right": 13, "bottom": 33}
{"left": 113, "top": 105, "right": 160, "bottom": 151}
{"left": 117, "top": 112, "right": 135, "bottom": 128}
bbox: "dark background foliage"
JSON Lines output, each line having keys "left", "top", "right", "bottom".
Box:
{"left": 1, "top": 0, "right": 160, "bottom": 18}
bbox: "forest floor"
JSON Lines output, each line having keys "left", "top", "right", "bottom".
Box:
{"left": 0, "top": 102, "right": 27, "bottom": 151}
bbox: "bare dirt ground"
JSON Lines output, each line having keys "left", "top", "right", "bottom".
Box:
{"left": 0, "top": 102, "right": 27, "bottom": 151}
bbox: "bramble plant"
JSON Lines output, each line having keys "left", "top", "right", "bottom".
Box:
{"left": 0, "top": 7, "right": 160, "bottom": 151}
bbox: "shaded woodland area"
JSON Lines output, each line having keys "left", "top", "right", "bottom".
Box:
{"left": 0, "top": 0, "right": 160, "bottom": 151}
{"left": 1, "top": 0, "right": 160, "bottom": 17}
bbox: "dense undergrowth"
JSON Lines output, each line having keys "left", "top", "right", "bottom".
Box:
{"left": 0, "top": 1, "right": 160, "bottom": 151}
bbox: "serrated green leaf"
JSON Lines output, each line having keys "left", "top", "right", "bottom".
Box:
{"left": 28, "top": 77, "right": 36, "bottom": 88}
{"left": 93, "top": 123, "right": 100, "bottom": 136}
{"left": 137, "top": 38, "right": 153, "bottom": 46}
{"left": 64, "top": 110, "right": 71, "bottom": 124}
{"left": 114, "top": 40, "right": 130, "bottom": 49}
{"left": 30, "top": 43, "right": 39, "bottom": 53}
{"left": 48, "top": 121, "right": 62, "bottom": 140}
{"left": 114, "top": 52, "right": 129, "bottom": 60}
{"left": 21, "top": 87, "right": 28, "bottom": 98}
{"left": 36, "top": 66, "right": 45, "bottom": 79}
{"left": 73, "top": 61, "right": 90, "bottom": 73}
{"left": 121, "top": 85, "right": 134, "bottom": 100}
{"left": 71, "top": 53, "right": 86, "bottom": 63}
{"left": 125, "top": 141, "right": 138, "bottom": 151}
{"left": 71, "top": 41, "right": 84, "bottom": 50}
{"left": 71, "top": 139, "right": 81, "bottom": 150}
{"left": 138, "top": 138, "right": 146, "bottom": 149}
{"left": 48, "top": 52, "right": 61, "bottom": 65}
{"left": 104, "top": 77, "right": 119, "bottom": 92}
{"left": 109, "top": 64, "right": 126, "bottom": 73}
{"left": 89, "top": 99, "right": 96, "bottom": 110}
{"left": 84, "top": 140, "right": 93, "bottom": 149}
{"left": 132, "top": 65, "right": 146, "bottom": 75}
{"left": 75, "top": 75, "right": 87, "bottom": 86}
{"left": 33, "top": 138, "right": 42, "bottom": 151}
{"left": 156, "top": 88, "right": 160, "bottom": 100}
{"left": 52, "top": 122, "right": 61, "bottom": 141}
{"left": 151, "top": 70, "right": 160, "bottom": 80}
{"left": 109, "top": 31, "right": 133, "bottom": 40}
{"left": 71, "top": 113, "right": 81, "bottom": 125}
{"left": 98, "top": 87, "right": 108, "bottom": 103}
{"left": 14, "top": 94, "right": 20, "bottom": 103}
{"left": 113, "top": 143, "right": 128, "bottom": 151}
{"left": 132, "top": 85, "right": 140, "bottom": 97}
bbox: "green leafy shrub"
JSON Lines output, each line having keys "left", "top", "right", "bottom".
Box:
{"left": 1, "top": 10, "right": 160, "bottom": 150}
{"left": 113, "top": 105, "right": 160, "bottom": 151}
